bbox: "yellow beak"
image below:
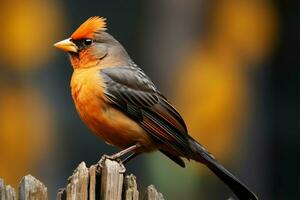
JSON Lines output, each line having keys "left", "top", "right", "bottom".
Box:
{"left": 54, "top": 38, "right": 78, "bottom": 53}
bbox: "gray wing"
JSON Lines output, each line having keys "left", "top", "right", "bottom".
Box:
{"left": 101, "top": 66, "right": 159, "bottom": 108}
{"left": 100, "top": 66, "right": 192, "bottom": 160}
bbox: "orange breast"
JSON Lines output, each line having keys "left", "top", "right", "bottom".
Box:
{"left": 70, "top": 67, "right": 156, "bottom": 152}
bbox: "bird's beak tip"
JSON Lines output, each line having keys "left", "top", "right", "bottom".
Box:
{"left": 53, "top": 42, "right": 59, "bottom": 47}
{"left": 54, "top": 38, "right": 78, "bottom": 53}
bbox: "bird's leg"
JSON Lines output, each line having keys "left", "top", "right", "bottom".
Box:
{"left": 98, "top": 144, "right": 139, "bottom": 170}
{"left": 122, "top": 153, "right": 139, "bottom": 164}
{"left": 109, "top": 144, "right": 139, "bottom": 160}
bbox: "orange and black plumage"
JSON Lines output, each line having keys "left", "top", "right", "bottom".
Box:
{"left": 54, "top": 17, "right": 257, "bottom": 200}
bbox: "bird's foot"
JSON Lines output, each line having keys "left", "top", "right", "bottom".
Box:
{"left": 97, "top": 154, "right": 126, "bottom": 173}
{"left": 97, "top": 154, "right": 110, "bottom": 168}
{"left": 118, "top": 163, "right": 126, "bottom": 173}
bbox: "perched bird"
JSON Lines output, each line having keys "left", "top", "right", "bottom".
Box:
{"left": 54, "top": 16, "right": 258, "bottom": 200}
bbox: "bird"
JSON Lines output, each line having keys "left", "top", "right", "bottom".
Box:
{"left": 54, "top": 16, "right": 258, "bottom": 200}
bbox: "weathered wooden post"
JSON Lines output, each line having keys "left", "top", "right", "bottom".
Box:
{"left": 143, "top": 185, "right": 164, "bottom": 200}
{"left": 0, "top": 158, "right": 165, "bottom": 200}
{"left": 123, "top": 174, "right": 139, "bottom": 200}
{"left": 0, "top": 179, "right": 16, "bottom": 200}
{"left": 19, "top": 175, "right": 48, "bottom": 200}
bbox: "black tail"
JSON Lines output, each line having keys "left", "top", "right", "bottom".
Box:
{"left": 189, "top": 138, "right": 258, "bottom": 200}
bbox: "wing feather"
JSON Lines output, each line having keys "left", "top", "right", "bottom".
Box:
{"left": 101, "top": 66, "right": 192, "bottom": 158}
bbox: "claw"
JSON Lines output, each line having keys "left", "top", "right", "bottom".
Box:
{"left": 116, "top": 159, "right": 126, "bottom": 173}
{"left": 97, "top": 154, "right": 126, "bottom": 173}
{"left": 97, "top": 154, "right": 110, "bottom": 168}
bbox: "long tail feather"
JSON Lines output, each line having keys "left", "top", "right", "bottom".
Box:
{"left": 189, "top": 138, "right": 258, "bottom": 200}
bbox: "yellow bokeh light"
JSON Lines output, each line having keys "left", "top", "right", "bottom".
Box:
{"left": 175, "top": 46, "right": 248, "bottom": 162}
{"left": 174, "top": 0, "right": 277, "bottom": 163}
{"left": 0, "top": 0, "right": 64, "bottom": 70}
{"left": 0, "top": 85, "right": 53, "bottom": 187}
{"left": 212, "top": 0, "right": 277, "bottom": 62}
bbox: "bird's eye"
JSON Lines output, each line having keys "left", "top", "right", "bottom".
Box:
{"left": 84, "top": 39, "right": 93, "bottom": 46}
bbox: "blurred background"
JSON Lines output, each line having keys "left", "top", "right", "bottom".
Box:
{"left": 0, "top": 0, "right": 298, "bottom": 199}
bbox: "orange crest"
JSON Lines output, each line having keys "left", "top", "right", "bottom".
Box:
{"left": 71, "top": 16, "right": 107, "bottom": 40}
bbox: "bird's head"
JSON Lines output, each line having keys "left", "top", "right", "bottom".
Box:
{"left": 54, "top": 16, "right": 130, "bottom": 69}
